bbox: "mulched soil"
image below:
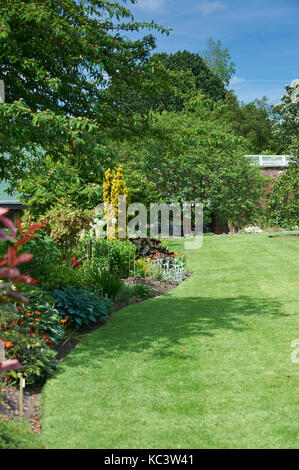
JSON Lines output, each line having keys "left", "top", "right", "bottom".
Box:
{"left": 0, "top": 276, "right": 185, "bottom": 435}
{"left": 0, "top": 386, "right": 41, "bottom": 434}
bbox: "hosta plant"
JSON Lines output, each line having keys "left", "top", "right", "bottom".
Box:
{"left": 52, "top": 286, "right": 114, "bottom": 329}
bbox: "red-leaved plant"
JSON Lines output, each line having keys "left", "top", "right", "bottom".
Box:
{"left": 0, "top": 208, "right": 43, "bottom": 303}
{"left": 0, "top": 207, "right": 43, "bottom": 372}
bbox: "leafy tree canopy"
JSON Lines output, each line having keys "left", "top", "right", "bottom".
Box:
{"left": 271, "top": 80, "right": 299, "bottom": 154}
{"left": 0, "top": 0, "right": 169, "bottom": 182}
{"left": 110, "top": 95, "right": 266, "bottom": 226}
{"left": 263, "top": 151, "right": 299, "bottom": 230}
{"left": 212, "top": 91, "right": 276, "bottom": 153}
{"left": 152, "top": 50, "right": 227, "bottom": 107}
{"left": 16, "top": 149, "right": 110, "bottom": 218}
{"left": 201, "top": 37, "right": 236, "bottom": 86}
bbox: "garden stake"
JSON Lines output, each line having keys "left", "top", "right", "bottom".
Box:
{"left": 19, "top": 375, "right": 24, "bottom": 418}
{"left": 133, "top": 253, "right": 135, "bottom": 278}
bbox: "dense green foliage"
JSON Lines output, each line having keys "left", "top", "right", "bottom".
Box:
{"left": 213, "top": 92, "right": 275, "bottom": 153}
{"left": 34, "top": 204, "right": 93, "bottom": 251}
{"left": 20, "top": 233, "right": 63, "bottom": 280}
{"left": 1, "top": 327, "right": 59, "bottom": 385}
{"left": 17, "top": 153, "right": 105, "bottom": 216}
{"left": 262, "top": 83, "right": 299, "bottom": 228}
{"left": 19, "top": 286, "right": 64, "bottom": 345}
{"left": 0, "top": 0, "right": 169, "bottom": 182}
{"left": 111, "top": 96, "right": 265, "bottom": 227}
{"left": 271, "top": 81, "right": 299, "bottom": 153}
{"left": 75, "top": 236, "right": 136, "bottom": 278}
{"left": 152, "top": 50, "right": 226, "bottom": 107}
{"left": 0, "top": 419, "right": 43, "bottom": 449}
{"left": 53, "top": 287, "right": 113, "bottom": 329}
{"left": 264, "top": 154, "right": 299, "bottom": 229}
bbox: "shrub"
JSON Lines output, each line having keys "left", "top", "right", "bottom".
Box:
{"left": 52, "top": 286, "right": 113, "bottom": 329}
{"left": 134, "top": 258, "right": 153, "bottom": 277}
{"left": 0, "top": 419, "right": 43, "bottom": 449}
{"left": 0, "top": 207, "right": 46, "bottom": 379}
{"left": 0, "top": 209, "right": 43, "bottom": 304}
{"left": 133, "top": 283, "right": 151, "bottom": 299}
{"left": 116, "top": 283, "right": 136, "bottom": 304}
{"left": 16, "top": 287, "right": 64, "bottom": 345}
{"left": 129, "top": 237, "right": 175, "bottom": 258}
{"left": 75, "top": 236, "right": 136, "bottom": 278}
{"left": 39, "top": 263, "right": 85, "bottom": 291}
{"left": 73, "top": 259, "right": 123, "bottom": 298}
{"left": 1, "top": 328, "right": 59, "bottom": 386}
{"left": 103, "top": 166, "right": 130, "bottom": 240}
{"left": 20, "top": 233, "right": 63, "bottom": 281}
{"left": 96, "top": 272, "right": 123, "bottom": 300}
{"left": 116, "top": 282, "right": 151, "bottom": 304}
{"left": 36, "top": 203, "right": 93, "bottom": 251}
{"left": 147, "top": 261, "right": 163, "bottom": 281}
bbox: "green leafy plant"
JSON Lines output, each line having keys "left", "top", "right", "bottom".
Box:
{"left": 133, "top": 283, "right": 151, "bottom": 299}
{"left": 115, "top": 283, "right": 136, "bottom": 304}
{"left": 36, "top": 204, "right": 93, "bottom": 251}
{"left": 134, "top": 257, "right": 153, "bottom": 277}
{"left": 0, "top": 419, "right": 43, "bottom": 449}
{"left": 40, "top": 263, "right": 83, "bottom": 291}
{"left": 1, "top": 328, "right": 59, "bottom": 386}
{"left": 76, "top": 236, "right": 136, "bottom": 278}
{"left": 96, "top": 272, "right": 123, "bottom": 300}
{"left": 20, "top": 232, "right": 63, "bottom": 281}
{"left": 17, "top": 286, "right": 64, "bottom": 346}
{"left": 52, "top": 287, "right": 113, "bottom": 329}
{"left": 116, "top": 282, "right": 151, "bottom": 304}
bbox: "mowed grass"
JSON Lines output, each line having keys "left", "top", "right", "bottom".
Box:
{"left": 41, "top": 234, "right": 299, "bottom": 449}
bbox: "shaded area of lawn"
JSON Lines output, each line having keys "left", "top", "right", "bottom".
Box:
{"left": 41, "top": 234, "right": 299, "bottom": 449}
{"left": 61, "top": 294, "right": 282, "bottom": 365}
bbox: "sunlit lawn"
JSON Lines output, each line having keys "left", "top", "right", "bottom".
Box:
{"left": 41, "top": 233, "right": 299, "bottom": 448}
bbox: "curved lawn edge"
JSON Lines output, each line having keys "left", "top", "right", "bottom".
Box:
{"left": 41, "top": 235, "right": 299, "bottom": 449}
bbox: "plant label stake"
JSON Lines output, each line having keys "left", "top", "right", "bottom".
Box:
{"left": 0, "top": 340, "right": 5, "bottom": 363}
{"left": 19, "top": 375, "right": 25, "bottom": 418}
{"left": 0, "top": 80, "right": 5, "bottom": 103}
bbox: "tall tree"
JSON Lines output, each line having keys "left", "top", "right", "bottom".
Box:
{"left": 271, "top": 80, "right": 299, "bottom": 154}
{"left": 152, "top": 50, "right": 226, "bottom": 106}
{"left": 212, "top": 91, "right": 275, "bottom": 153}
{"left": 0, "top": 0, "right": 169, "bottom": 182}
{"left": 263, "top": 83, "right": 299, "bottom": 229}
{"left": 110, "top": 95, "right": 266, "bottom": 227}
{"left": 201, "top": 37, "right": 236, "bottom": 86}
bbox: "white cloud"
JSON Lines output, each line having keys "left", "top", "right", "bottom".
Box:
{"left": 198, "top": 2, "right": 226, "bottom": 15}
{"left": 135, "top": 0, "right": 165, "bottom": 11}
{"left": 229, "top": 76, "right": 247, "bottom": 85}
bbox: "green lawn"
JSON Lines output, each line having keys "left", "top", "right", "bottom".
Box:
{"left": 41, "top": 233, "right": 299, "bottom": 448}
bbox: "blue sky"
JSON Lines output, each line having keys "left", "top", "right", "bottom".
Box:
{"left": 129, "top": 0, "right": 299, "bottom": 104}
